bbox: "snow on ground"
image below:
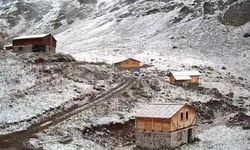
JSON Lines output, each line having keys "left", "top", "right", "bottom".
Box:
{"left": 114, "top": 125, "right": 250, "bottom": 150}
{"left": 203, "top": 81, "right": 250, "bottom": 98}
{"left": 181, "top": 125, "right": 250, "bottom": 150}
{"left": 53, "top": 0, "right": 250, "bottom": 80}
{"left": 1, "top": 0, "right": 250, "bottom": 79}
{"left": 1, "top": 1, "right": 250, "bottom": 149}
{"left": 27, "top": 64, "right": 249, "bottom": 150}
{"left": 29, "top": 129, "right": 106, "bottom": 150}
{"left": 0, "top": 77, "right": 92, "bottom": 124}
{"left": 0, "top": 52, "right": 124, "bottom": 134}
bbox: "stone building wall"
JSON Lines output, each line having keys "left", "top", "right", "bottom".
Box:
{"left": 136, "top": 130, "right": 171, "bottom": 149}
{"left": 170, "top": 127, "right": 195, "bottom": 147}
{"left": 135, "top": 127, "right": 196, "bottom": 149}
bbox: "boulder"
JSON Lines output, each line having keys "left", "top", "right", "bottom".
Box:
{"left": 222, "top": 0, "right": 250, "bottom": 26}
{"left": 226, "top": 92, "right": 234, "bottom": 98}
{"left": 243, "top": 32, "right": 250, "bottom": 38}
{"left": 203, "top": 1, "right": 216, "bottom": 15}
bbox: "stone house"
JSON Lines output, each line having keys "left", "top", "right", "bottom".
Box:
{"left": 114, "top": 58, "right": 141, "bottom": 71}
{"left": 169, "top": 70, "right": 201, "bottom": 86}
{"left": 134, "top": 103, "right": 197, "bottom": 149}
{"left": 12, "top": 34, "right": 57, "bottom": 55}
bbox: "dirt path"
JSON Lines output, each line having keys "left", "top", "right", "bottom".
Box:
{"left": 0, "top": 77, "right": 137, "bottom": 149}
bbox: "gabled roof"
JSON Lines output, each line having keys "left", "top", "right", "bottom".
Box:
{"left": 114, "top": 58, "right": 141, "bottom": 64}
{"left": 13, "top": 34, "right": 51, "bottom": 40}
{"left": 170, "top": 70, "right": 201, "bottom": 81}
{"left": 135, "top": 103, "right": 191, "bottom": 119}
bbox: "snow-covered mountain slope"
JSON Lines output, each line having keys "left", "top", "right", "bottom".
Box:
{"left": 1, "top": 0, "right": 250, "bottom": 79}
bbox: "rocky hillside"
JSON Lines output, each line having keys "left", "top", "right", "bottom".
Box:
{"left": 0, "top": 0, "right": 250, "bottom": 80}
{"left": 0, "top": 0, "right": 250, "bottom": 85}
{"left": 1, "top": 1, "right": 250, "bottom": 149}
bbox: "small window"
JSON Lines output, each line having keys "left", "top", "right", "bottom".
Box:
{"left": 186, "top": 111, "right": 189, "bottom": 120}
{"left": 18, "top": 47, "right": 23, "bottom": 51}
{"left": 181, "top": 112, "right": 184, "bottom": 121}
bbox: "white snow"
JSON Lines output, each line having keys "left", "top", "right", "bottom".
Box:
{"left": 13, "top": 34, "right": 49, "bottom": 40}
{"left": 181, "top": 125, "right": 250, "bottom": 150}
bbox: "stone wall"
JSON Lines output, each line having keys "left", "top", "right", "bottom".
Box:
{"left": 170, "top": 127, "right": 195, "bottom": 147}
{"left": 135, "top": 127, "right": 196, "bottom": 149}
{"left": 136, "top": 130, "right": 171, "bottom": 149}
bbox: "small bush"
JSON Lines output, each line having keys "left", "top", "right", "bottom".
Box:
{"left": 34, "top": 57, "right": 46, "bottom": 64}
{"left": 50, "top": 53, "right": 76, "bottom": 62}
{"left": 193, "top": 137, "right": 201, "bottom": 142}
{"left": 89, "top": 61, "right": 107, "bottom": 65}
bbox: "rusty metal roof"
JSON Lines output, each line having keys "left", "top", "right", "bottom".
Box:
{"left": 134, "top": 103, "right": 187, "bottom": 119}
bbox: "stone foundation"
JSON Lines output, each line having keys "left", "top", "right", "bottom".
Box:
{"left": 136, "top": 127, "right": 196, "bottom": 149}
{"left": 136, "top": 131, "right": 171, "bottom": 149}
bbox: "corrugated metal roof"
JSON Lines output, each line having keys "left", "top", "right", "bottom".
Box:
{"left": 13, "top": 34, "right": 50, "bottom": 40}
{"left": 134, "top": 103, "right": 186, "bottom": 118}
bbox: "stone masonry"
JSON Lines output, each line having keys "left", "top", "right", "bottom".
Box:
{"left": 135, "top": 127, "right": 196, "bottom": 149}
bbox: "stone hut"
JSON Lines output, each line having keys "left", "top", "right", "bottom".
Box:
{"left": 134, "top": 103, "right": 197, "bottom": 149}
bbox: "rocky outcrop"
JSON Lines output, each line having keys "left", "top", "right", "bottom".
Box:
{"left": 222, "top": 0, "right": 250, "bottom": 26}
{"left": 203, "top": 1, "right": 216, "bottom": 15}
{"left": 228, "top": 112, "right": 250, "bottom": 129}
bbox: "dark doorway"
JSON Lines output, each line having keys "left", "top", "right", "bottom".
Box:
{"left": 188, "top": 129, "right": 192, "bottom": 143}
{"left": 32, "top": 45, "right": 46, "bottom": 52}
